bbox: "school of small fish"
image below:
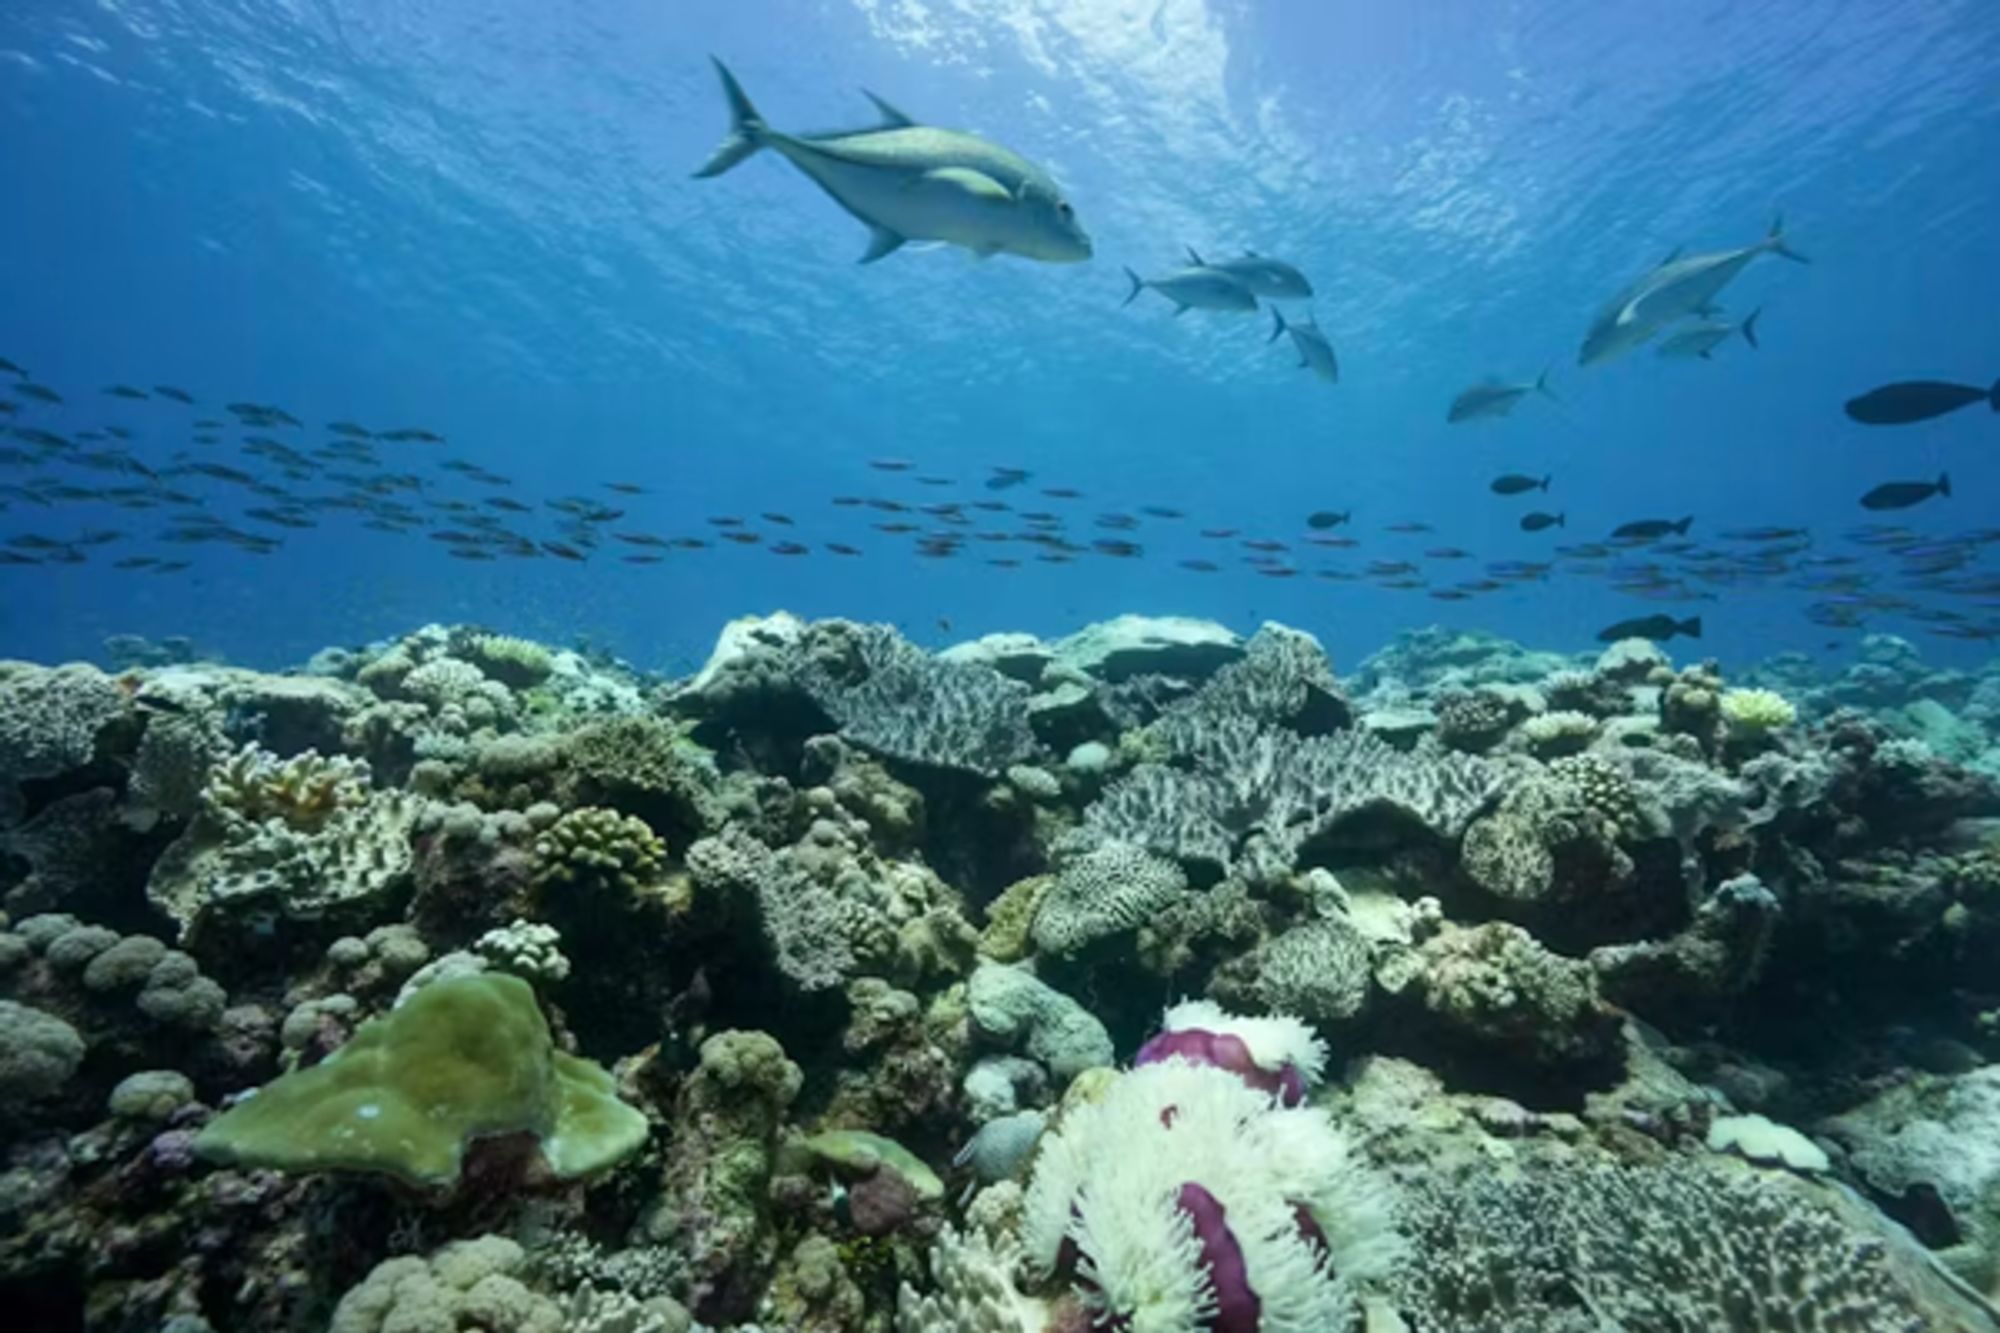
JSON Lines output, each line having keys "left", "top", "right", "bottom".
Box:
{"left": 2, "top": 354, "right": 1998, "bottom": 644}
{"left": 2, "top": 67, "right": 1996, "bottom": 648}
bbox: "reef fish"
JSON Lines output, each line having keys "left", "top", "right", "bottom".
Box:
{"left": 694, "top": 58, "right": 1090, "bottom": 265}
{"left": 1520, "top": 512, "right": 1565, "bottom": 531}
{"left": 1268, "top": 308, "right": 1338, "bottom": 382}
{"left": 1580, "top": 218, "right": 1806, "bottom": 366}
{"left": 1860, "top": 474, "right": 1950, "bottom": 511}
{"left": 1490, "top": 474, "right": 1550, "bottom": 495}
{"left": 1843, "top": 378, "right": 2000, "bottom": 426}
{"left": 1598, "top": 613, "right": 1703, "bottom": 643}
{"left": 1613, "top": 517, "right": 1694, "bottom": 540}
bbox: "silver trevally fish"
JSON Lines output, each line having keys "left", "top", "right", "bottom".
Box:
{"left": 693, "top": 58, "right": 1091, "bottom": 265}
{"left": 1187, "top": 246, "right": 1314, "bottom": 299}
{"left": 1447, "top": 370, "right": 1556, "bottom": 423}
{"left": 1268, "top": 308, "right": 1338, "bottom": 382}
{"left": 1121, "top": 263, "right": 1257, "bottom": 315}
{"left": 1580, "top": 217, "right": 1805, "bottom": 366}
{"left": 1657, "top": 307, "right": 1762, "bottom": 360}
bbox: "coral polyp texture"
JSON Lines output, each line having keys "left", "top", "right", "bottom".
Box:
{"left": 2, "top": 615, "right": 1998, "bottom": 1330}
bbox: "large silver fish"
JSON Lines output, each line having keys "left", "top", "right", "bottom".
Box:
{"left": 1121, "top": 263, "right": 1257, "bottom": 314}
{"left": 1187, "top": 247, "right": 1313, "bottom": 299}
{"left": 1447, "top": 370, "right": 1556, "bottom": 423}
{"left": 694, "top": 58, "right": 1091, "bottom": 265}
{"left": 1580, "top": 218, "right": 1805, "bottom": 366}
{"left": 1657, "top": 308, "right": 1761, "bottom": 360}
{"left": 1268, "top": 308, "right": 1338, "bottom": 382}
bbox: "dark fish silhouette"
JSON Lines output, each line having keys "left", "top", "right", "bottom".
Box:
{"left": 1306, "top": 510, "right": 1349, "bottom": 529}
{"left": 1860, "top": 474, "right": 1950, "bottom": 511}
{"left": 1598, "top": 613, "right": 1702, "bottom": 643}
{"left": 1521, "top": 512, "right": 1565, "bottom": 531}
{"left": 153, "top": 385, "right": 195, "bottom": 403}
{"left": 1844, "top": 378, "right": 1999, "bottom": 426}
{"left": 16, "top": 383, "right": 62, "bottom": 403}
{"left": 1490, "top": 474, "right": 1549, "bottom": 495}
{"left": 1613, "top": 516, "right": 1693, "bottom": 540}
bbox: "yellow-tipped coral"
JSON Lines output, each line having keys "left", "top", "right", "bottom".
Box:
{"left": 1719, "top": 687, "right": 1797, "bottom": 736}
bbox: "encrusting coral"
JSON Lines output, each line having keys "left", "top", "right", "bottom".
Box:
{"left": 194, "top": 972, "right": 646, "bottom": 1187}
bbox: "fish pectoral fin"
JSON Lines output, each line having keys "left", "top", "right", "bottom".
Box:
{"left": 971, "top": 243, "right": 1000, "bottom": 260}
{"left": 859, "top": 224, "right": 907, "bottom": 264}
{"left": 917, "top": 166, "right": 1013, "bottom": 202}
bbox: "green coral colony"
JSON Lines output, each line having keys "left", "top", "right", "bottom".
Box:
{"left": 3, "top": 615, "right": 2000, "bottom": 1331}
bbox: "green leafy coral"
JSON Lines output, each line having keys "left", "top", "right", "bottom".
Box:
{"left": 193, "top": 972, "right": 646, "bottom": 1187}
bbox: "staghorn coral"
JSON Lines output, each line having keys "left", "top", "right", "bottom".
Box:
{"left": 1030, "top": 841, "right": 1189, "bottom": 955}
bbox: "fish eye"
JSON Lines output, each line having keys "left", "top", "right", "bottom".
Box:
{"left": 1057, "top": 200, "right": 1072, "bottom": 219}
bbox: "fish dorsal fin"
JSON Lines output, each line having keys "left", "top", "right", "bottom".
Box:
{"left": 1659, "top": 245, "right": 1683, "bottom": 266}
{"left": 861, "top": 90, "right": 916, "bottom": 128}
{"left": 1186, "top": 246, "right": 1205, "bottom": 265}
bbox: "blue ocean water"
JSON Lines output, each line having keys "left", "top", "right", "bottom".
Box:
{"left": 2, "top": 0, "right": 1997, "bottom": 674}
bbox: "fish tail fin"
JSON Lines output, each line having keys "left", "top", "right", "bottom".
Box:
{"left": 1742, "top": 307, "right": 1761, "bottom": 349}
{"left": 1557, "top": 512, "right": 1566, "bottom": 528}
{"left": 1121, "top": 267, "right": 1144, "bottom": 307}
{"left": 1268, "top": 307, "right": 1287, "bottom": 344}
{"left": 1989, "top": 378, "right": 2000, "bottom": 411}
{"left": 1766, "top": 213, "right": 1809, "bottom": 264}
{"left": 1679, "top": 617, "right": 1703, "bottom": 639}
{"left": 1539, "top": 475, "right": 1551, "bottom": 491}
{"left": 1674, "top": 516, "right": 1693, "bottom": 535}
{"left": 1535, "top": 367, "right": 1560, "bottom": 402}
{"left": 1939, "top": 472, "right": 1952, "bottom": 498}
{"left": 694, "top": 58, "right": 768, "bottom": 178}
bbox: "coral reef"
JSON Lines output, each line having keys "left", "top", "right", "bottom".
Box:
{"left": 1, "top": 615, "right": 1996, "bottom": 1331}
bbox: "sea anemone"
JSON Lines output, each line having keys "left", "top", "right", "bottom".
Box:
{"left": 1023, "top": 1006, "right": 1400, "bottom": 1333}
